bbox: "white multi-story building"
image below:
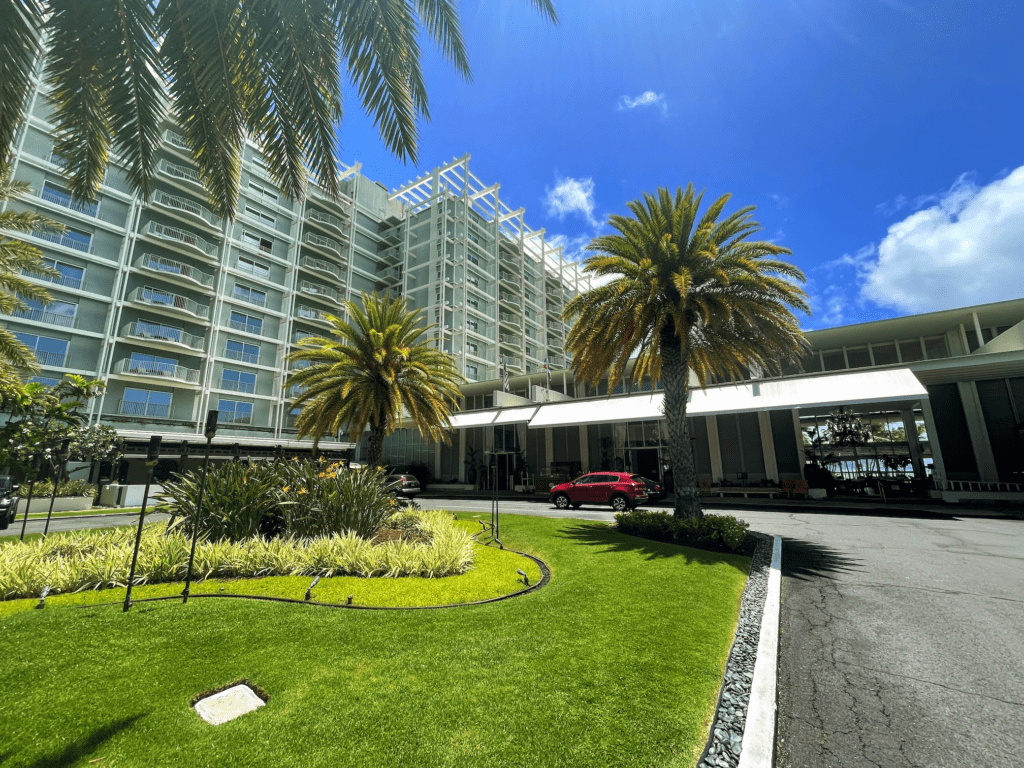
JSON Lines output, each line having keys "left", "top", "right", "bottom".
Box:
{"left": 1, "top": 82, "right": 582, "bottom": 466}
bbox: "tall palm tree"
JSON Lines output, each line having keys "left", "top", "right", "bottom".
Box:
{"left": 564, "top": 185, "right": 810, "bottom": 519}
{"left": 0, "top": 0, "right": 557, "bottom": 220}
{"left": 287, "top": 291, "right": 464, "bottom": 465}
{"left": 0, "top": 163, "right": 61, "bottom": 372}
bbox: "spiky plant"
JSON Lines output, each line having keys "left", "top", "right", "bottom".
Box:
{"left": 564, "top": 185, "right": 810, "bottom": 519}
{"left": 0, "top": 0, "right": 557, "bottom": 219}
{"left": 287, "top": 291, "right": 464, "bottom": 465}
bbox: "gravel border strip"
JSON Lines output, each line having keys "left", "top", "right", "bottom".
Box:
{"left": 698, "top": 531, "right": 775, "bottom": 768}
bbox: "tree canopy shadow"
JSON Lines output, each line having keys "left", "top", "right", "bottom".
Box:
{"left": 779, "top": 536, "right": 862, "bottom": 581}
{"left": 23, "top": 714, "right": 145, "bottom": 768}
{"left": 555, "top": 521, "right": 751, "bottom": 574}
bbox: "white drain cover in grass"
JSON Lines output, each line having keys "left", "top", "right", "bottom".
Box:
{"left": 194, "top": 684, "right": 265, "bottom": 725}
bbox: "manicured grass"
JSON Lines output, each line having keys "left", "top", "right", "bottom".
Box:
{"left": 21, "top": 506, "right": 142, "bottom": 520}
{"left": 0, "top": 513, "right": 749, "bottom": 768}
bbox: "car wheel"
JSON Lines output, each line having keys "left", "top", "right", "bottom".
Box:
{"left": 553, "top": 493, "right": 570, "bottom": 509}
{"left": 610, "top": 494, "right": 630, "bottom": 512}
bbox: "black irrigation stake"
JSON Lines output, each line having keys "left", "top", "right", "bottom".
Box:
{"left": 18, "top": 454, "right": 42, "bottom": 542}
{"left": 41, "top": 438, "right": 71, "bottom": 540}
{"left": 183, "top": 411, "right": 217, "bottom": 605}
{"left": 124, "top": 435, "right": 161, "bottom": 613}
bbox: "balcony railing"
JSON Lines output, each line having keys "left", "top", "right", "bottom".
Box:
{"left": 163, "top": 129, "right": 190, "bottom": 151}
{"left": 158, "top": 159, "right": 203, "bottom": 187}
{"left": 34, "top": 350, "right": 68, "bottom": 368}
{"left": 378, "top": 266, "right": 402, "bottom": 284}
{"left": 220, "top": 379, "right": 256, "bottom": 394}
{"left": 153, "top": 190, "right": 221, "bottom": 228}
{"left": 233, "top": 290, "right": 267, "bottom": 308}
{"left": 301, "top": 255, "right": 344, "bottom": 281}
{"left": 305, "top": 232, "right": 343, "bottom": 255}
{"left": 113, "top": 358, "right": 201, "bottom": 384}
{"left": 224, "top": 347, "right": 260, "bottom": 364}
{"left": 307, "top": 208, "right": 346, "bottom": 232}
{"left": 128, "top": 287, "right": 210, "bottom": 319}
{"left": 9, "top": 306, "right": 77, "bottom": 328}
{"left": 144, "top": 221, "right": 218, "bottom": 257}
{"left": 228, "top": 318, "right": 264, "bottom": 335}
{"left": 219, "top": 410, "right": 253, "bottom": 425}
{"left": 499, "top": 334, "right": 520, "bottom": 345}
{"left": 296, "top": 305, "right": 332, "bottom": 323}
{"left": 236, "top": 260, "right": 271, "bottom": 280}
{"left": 298, "top": 281, "right": 341, "bottom": 302}
{"left": 40, "top": 185, "right": 98, "bottom": 217}
{"left": 499, "top": 292, "right": 518, "bottom": 304}
{"left": 135, "top": 253, "right": 215, "bottom": 287}
{"left": 499, "top": 312, "right": 519, "bottom": 324}
{"left": 21, "top": 267, "right": 84, "bottom": 290}
{"left": 118, "top": 400, "right": 171, "bottom": 419}
{"left": 122, "top": 321, "right": 205, "bottom": 350}
{"left": 32, "top": 229, "right": 91, "bottom": 253}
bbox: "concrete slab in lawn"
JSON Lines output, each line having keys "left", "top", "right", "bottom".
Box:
{"left": 193, "top": 684, "right": 265, "bottom": 725}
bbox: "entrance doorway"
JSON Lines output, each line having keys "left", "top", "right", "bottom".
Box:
{"left": 629, "top": 448, "right": 661, "bottom": 481}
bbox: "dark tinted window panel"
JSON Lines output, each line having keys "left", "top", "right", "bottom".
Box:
{"left": 926, "top": 384, "right": 978, "bottom": 479}
{"left": 846, "top": 347, "right": 871, "bottom": 369}
{"left": 688, "top": 417, "right": 713, "bottom": 476}
{"left": 802, "top": 352, "right": 822, "bottom": 373}
{"left": 871, "top": 343, "right": 898, "bottom": 366}
{"left": 1009, "top": 377, "right": 1024, "bottom": 420}
{"left": 822, "top": 350, "right": 846, "bottom": 371}
{"left": 770, "top": 409, "right": 802, "bottom": 475}
{"left": 717, "top": 414, "right": 743, "bottom": 475}
{"left": 924, "top": 336, "right": 949, "bottom": 360}
{"left": 738, "top": 412, "right": 765, "bottom": 474}
{"left": 899, "top": 339, "right": 924, "bottom": 362}
{"left": 976, "top": 379, "right": 1024, "bottom": 483}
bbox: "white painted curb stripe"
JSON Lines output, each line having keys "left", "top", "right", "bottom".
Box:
{"left": 738, "top": 535, "right": 782, "bottom": 768}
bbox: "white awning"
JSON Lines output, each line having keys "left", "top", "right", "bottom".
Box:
{"left": 448, "top": 405, "right": 538, "bottom": 428}
{"left": 528, "top": 394, "right": 663, "bottom": 428}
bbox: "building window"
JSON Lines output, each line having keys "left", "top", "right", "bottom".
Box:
{"left": 237, "top": 255, "right": 270, "bottom": 280}
{"left": 120, "top": 388, "right": 172, "bottom": 418}
{"left": 41, "top": 181, "right": 98, "bottom": 216}
{"left": 244, "top": 204, "right": 276, "bottom": 226}
{"left": 135, "top": 319, "right": 184, "bottom": 344}
{"left": 233, "top": 283, "right": 267, "bottom": 308}
{"left": 13, "top": 297, "right": 77, "bottom": 327}
{"left": 142, "top": 285, "right": 176, "bottom": 307}
{"left": 128, "top": 351, "right": 178, "bottom": 377}
{"left": 33, "top": 257, "right": 85, "bottom": 290}
{"left": 229, "top": 311, "right": 263, "bottom": 336}
{"left": 13, "top": 332, "right": 68, "bottom": 367}
{"left": 248, "top": 180, "right": 278, "bottom": 203}
{"left": 221, "top": 368, "right": 257, "bottom": 394}
{"left": 29, "top": 376, "right": 61, "bottom": 387}
{"left": 219, "top": 399, "right": 254, "bottom": 424}
{"left": 241, "top": 230, "right": 275, "bottom": 254}
{"left": 467, "top": 298, "right": 479, "bottom": 309}
{"left": 225, "top": 339, "right": 260, "bottom": 364}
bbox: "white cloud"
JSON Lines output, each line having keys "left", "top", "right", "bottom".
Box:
{"left": 859, "top": 166, "right": 1024, "bottom": 313}
{"left": 545, "top": 176, "right": 597, "bottom": 225}
{"left": 617, "top": 90, "right": 667, "bottom": 115}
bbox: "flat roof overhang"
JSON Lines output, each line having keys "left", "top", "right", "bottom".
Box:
{"left": 111, "top": 430, "right": 357, "bottom": 452}
{"left": 451, "top": 368, "right": 929, "bottom": 430}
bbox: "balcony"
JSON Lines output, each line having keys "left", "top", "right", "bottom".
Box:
{"left": 39, "top": 185, "right": 98, "bottom": 218}
{"left": 379, "top": 224, "right": 402, "bottom": 245}
{"left": 228, "top": 318, "right": 265, "bottom": 335}
{"left": 499, "top": 271, "right": 518, "bottom": 287}
{"left": 113, "top": 358, "right": 201, "bottom": 385}
{"left": 118, "top": 400, "right": 171, "bottom": 419}
{"left": 152, "top": 189, "right": 222, "bottom": 229}
{"left": 32, "top": 229, "right": 92, "bottom": 254}
{"left": 219, "top": 410, "right": 253, "bottom": 425}
{"left": 121, "top": 321, "right": 206, "bottom": 351}
{"left": 8, "top": 306, "right": 77, "bottom": 328}
{"left": 163, "top": 129, "right": 190, "bottom": 153}
{"left": 547, "top": 320, "right": 564, "bottom": 335}
{"left": 224, "top": 347, "right": 261, "bottom": 364}
{"left": 499, "top": 292, "right": 519, "bottom": 306}
{"left": 377, "top": 266, "right": 402, "bottom": 285}
{"left": 158, "top": 158, "right": 204, "bottom": 191}
{"left": 127, "top": 287, "right": 210, "bottom": 320}
{"left": 499, "top": 333, "right": 521, "bottom": 346}
{"left": 296, "top": 305, "right": 334, "bottom": 325}
{"left": 21, "top": 267, "right": 84, "bottom": 291}
{"left": 142, "top": 221, "right": 218, "bottom": 260}
{"left": 300, "top": 255, "right": 345, "bottom": 283}
{"left": 307, "top": 208, "right": 347, "bottom": 234}
{"left": 304, "top": 232, "right": 344, "bottom": 258}
{"left": 220, "top": 379, "right": 255, "bottom": 394}
{"left": 499, "top": 312, "right": 519, "bottom": 324}
{"left": 233, "top": 289, "right": 267, "bottom": 308}
{"left": 135, "top": 253, "right": 215, "bottom": 291}
{"left": 297, "top": 281, "right": 342, "bottom": 304}
{"left": 33, "top": 350, "right": 68, "bottom": 368}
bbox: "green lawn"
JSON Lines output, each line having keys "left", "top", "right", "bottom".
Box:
{"left": 20, "top": 506, "right": 142, "bottom": 520}
{"left": 0, "top": 513, "right": 749, "bottom": 768}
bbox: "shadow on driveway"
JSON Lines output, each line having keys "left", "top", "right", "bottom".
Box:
{"left": 779, "top": 536, "right": 863, "bottom": 581}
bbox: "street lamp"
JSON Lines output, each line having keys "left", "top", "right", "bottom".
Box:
{"left": 41, "top": 438, "right": 72, "bottom": 539}
{"left": 182, "top": 410, "right": 217, "bottom": 604}
{"left": 124, "top": 435, "right": 161, "bottom": 612}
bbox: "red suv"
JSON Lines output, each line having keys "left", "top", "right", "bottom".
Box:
{"left": 549, "top": 472, "right": 648, "bottom": 512}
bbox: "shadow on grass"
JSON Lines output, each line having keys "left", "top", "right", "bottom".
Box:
{"left": 23, "top": 713, "right": 145, "bottom": 768}
{"left": 556, "top": 521, "right": 750, "bottom": 573}
{"left": 780, "top": 536, "right": 862, "bottom": 582}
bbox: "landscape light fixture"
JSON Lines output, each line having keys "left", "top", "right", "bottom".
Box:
{"left": 18, "top": 453, "right": 43, "bottom": 542}
{"left": 183, "top": 411, "right": 218, "bottom": 604}
{"left": 41, "top": 438, "right": 72, "bottom": 540}
{"left": 124, "top": 435, "right": 162, "bottom": 612}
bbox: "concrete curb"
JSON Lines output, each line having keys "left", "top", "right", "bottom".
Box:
{"left": 738, "top": 534, "right": 782, "bottom": 768}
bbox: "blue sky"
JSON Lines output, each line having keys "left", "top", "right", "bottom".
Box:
{"left": 336, "top": 0, "right": 1024, "bottom": 329}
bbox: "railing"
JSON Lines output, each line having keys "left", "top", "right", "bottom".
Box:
{"left": 301, "top": 255, "right": 344, "bottom": 281}
{"left": 225, "top": 348, "right": 260, "bottom": 364}
{"left": 158, "top": 159, "right": 203, "bottom": 187}
{"left": 293, "top": 331, "right": 316, "bottom": 344}
{"left": 40, "top": 185, "right": 98, "bottom": 217}
{"left": 34, "top": 350, "right": 68, "bottom": 367}
{"left": 220, "top": 379, "right": 256, "bottom": 394}
{"left": 9, "top": 306, "right": 77, "bottom": 328}
{"left": 499, "top": 334, "right": 520, "bottom": 345}
{"left": 219, "top": 410, "right": 253, "bottom": 425}
{"left": 128, "top": 287, "right": 210, "bottom": 319}
{"left": 153, "top": 190, "right": 221, "bottom": 227}
{"left": 113, "top": 358, "right": 201, "bottom": 384}
{"left": 21, "top": 267, "right": 84, "bottom": 290}
{"left": 547, "top": 320, "right": 564, "bottom": 334}
{"left": 163, "top": 129, "right": 190, "bottom": 151}
{"left": 499, "top": 292, "right": 518, "bottom": 304}
{"left": 228, "top": 318, "right": 264, "bottom": 335}
{"left": 135, "top": 253, "right": 215, "bottom": 287}
{"left": 296, "top": 305, "right": 332, "bottom": 323}
{"left": 122, "top": 321, "right": 205, "bottom": 350}
{"left": 32, "top": 229, "right": 92, "bottom": 253}
{"left": 307, "top": 208, "right": 346, "bottom": 231}
{"left": 298, "top": 281, "right": 340, "bottom": 302}
{"left": 144, "top": 221, "right": 218, "bottom": 256}
{"left": 236, "top": 260, "right": 271, "bottom": 280}
{"left": 378, "top": 266, "right": 402, "bottom": 284}
{"left": 504, "top": 356, "right": 524, "bottom": 370}
{"left": 499, "top": 312, "right": 519, "bottom": 324}
{"left": 118, "top": 400, "right": 171, "bottom": 418}
{"left": 233, "top": 289, "right": 267, "bottom": 308}
{"left": 935, "top": 478, "right": 1024, "bottom": 494}
{"left": 305, "top": 232, "right": 343, "bottom": 255}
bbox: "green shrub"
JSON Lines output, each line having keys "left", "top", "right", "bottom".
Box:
{"left": 0, "top": 511, "right": 475, "bottom": 600}
{"left": 17, "top": 479, "right": 97, "bottom": 499}
{"left": 277, "top": 460, "right": 397, "bottom": 540}
{"left": 615, "top": 510, "right": 751, "bottom": 553}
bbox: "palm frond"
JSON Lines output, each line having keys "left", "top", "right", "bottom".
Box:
{"left": 0, "top": 0, "right": 44, "bottom": 159}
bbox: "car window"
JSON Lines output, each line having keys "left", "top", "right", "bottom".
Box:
{"left": 574, "top": 475, "right": 597, "bottom": 484}
{"left": 630, "top": 475, "right": 644, "bottom": 483}
{"left": 596, "top": 474, "right": 618, "bottom": 483}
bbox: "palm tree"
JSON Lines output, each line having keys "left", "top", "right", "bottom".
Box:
{"left": 0, "top": 163, "right": 61, "bottom": 372}
{"left": 564, "top": 185, "right": 810, "bottom": 519}
{"left": 287, "top": 291, "right": 464, "bottom": 466}
{"left": 0, "top": 0, "right": 557, "bottom": 220}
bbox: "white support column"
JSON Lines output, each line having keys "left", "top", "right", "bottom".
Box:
{"left": 706, "top": 415, "right": 724, "bottom": 482}
{"left": 901, "top": 407, "right": 925, "bottom": 479}
{"left": 578, "top": 425, "right": 590, "bottom": 472}
{"left": 758, "top": 411, "right": 779, "bottom": 482}
{"left": 919, "top": 398, "right": 946, "bottom": 482}
{"left": 458, "top": 428, "right": 467, "bottom": 483}
{"left": 972, "top": 311, "right": 985, "bottom": 348}
{"left": 956, "top": 381, "right": 999, "bottom": 482}
{"left": 792, "top": 409, "right": 806, "bottom": 478}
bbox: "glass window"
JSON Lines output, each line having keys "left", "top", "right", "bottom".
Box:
{"left": 39, "top": 257, "right": 85, "bottom": 289}
{"left": 870, "top": 343, "right": 898, "bottom": 366}
{"left": 13, "top": 332, "right": 68, "bottom": 367}
{"left": 924, "top": 336, "right": 949, "bottom": 360}
{"left": 248, "top": 180, "right": 278, "bottom": 202}
{"left": 14, "top": 297, "right": 77, "bottom": 327}
{"left": 225, "top": 339, "right": 260, "bottom": 364}
{"left": 120, "top": 388, "right": 171, "bottom": 418}
{"left": 128, "top": 351, "right": 178, "bottom": 376}
{"left": 229, "top": 311, "right": 263, "bottom": 336}
{"left": 218, "top": 399, "right": 254, "bottom": 424}
{"left": 29, "top": 376, "right": 61, "bottom": 387}
{"left": 221, "top": 369, "right": 257, "bottom": 394}
{"left": 822, "top": 350, "right": 847, "bottom": 371}
{"left": 237, "top": 256, "right": 270, "bottom": 280}
{"left": 233, "top": 283, "right": 267, "bottom": 307}
{"left": 898, "top": 339, "right": 925, "bottom": 362}
{"left": 846, "top": 347, "right": 871, "bottom": 369}
{"left": 241, "top": 230, "right": 274, "bottom": 254}
{"left": 244, "top": 204, "right": 275, "bottom": 226}
{"left": 802, "top": 351, "right": 822, "bottom": 373}
{"left": 135, "top": 319, "right": 183, "bottom": 343}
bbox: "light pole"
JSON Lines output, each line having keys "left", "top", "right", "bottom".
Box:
{"left": 41, "top": 438, "right": 71, "bottom": 540}
{"left": 123, "top": 435, "right": 161, "bottom": 612}
{"left": 182, "top": 410, "right": 217, "bottom": 604}
{"left": 18, "top": 453, "right": 42, "bottom": 542}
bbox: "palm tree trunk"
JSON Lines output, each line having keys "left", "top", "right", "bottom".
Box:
{"left": 367, "top": 424, "right": 386, "bottom": 468}
{"left": 661, "top": 325, "right": 703, "bottom": 519}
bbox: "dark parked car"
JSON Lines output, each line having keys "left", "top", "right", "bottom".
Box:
{"left": 640, "top": 477, "right": 665, "bottom": 502}
{"left": 0, "top": 476, "right": 20, "bottom": 530}
{"left": 386, "top": 473, "right": 421, "bottom": 499}
{"left": 549, "top": 472, "right": 648, "bottom": 512}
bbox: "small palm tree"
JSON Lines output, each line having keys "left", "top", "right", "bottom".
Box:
{"left": 287, "top": 292, "right": 464, "bottom": 465}
{"left": 0, "top": 164, "right": 61, "bottom": 372}
{"left": 0, "top": 0, "right": 556, "bottom": 219}
{"left": 564, "top": 185, "right": 810, "bottom": 519}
